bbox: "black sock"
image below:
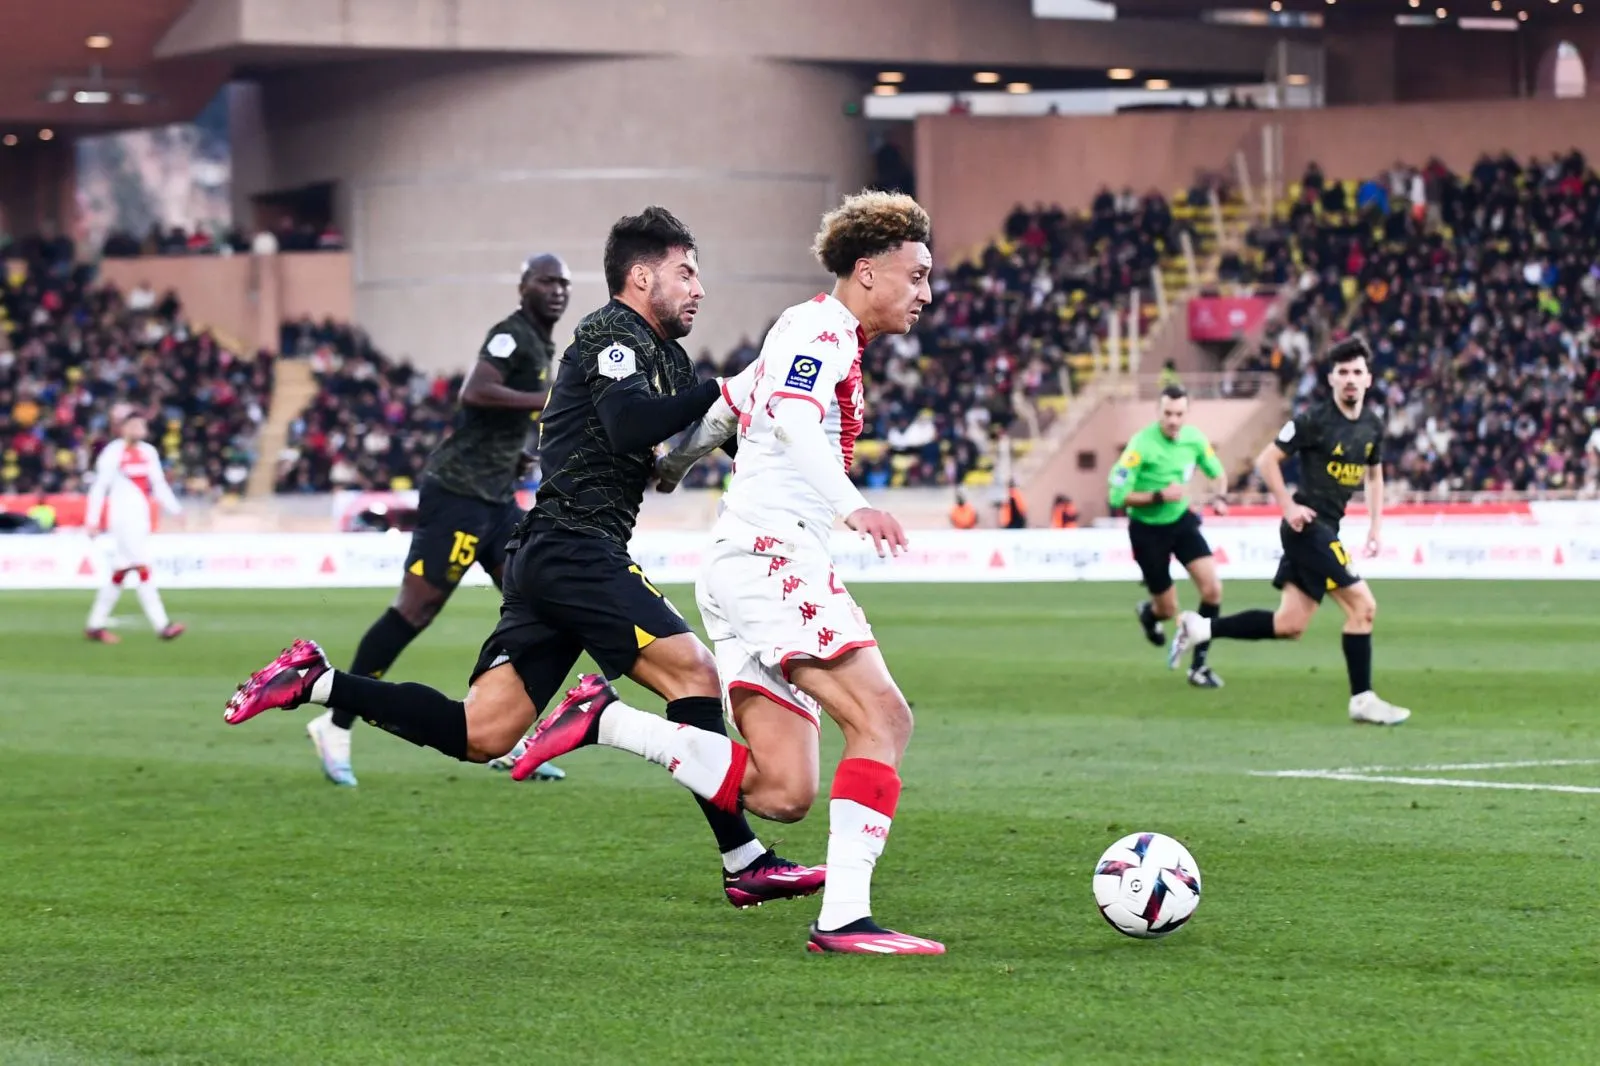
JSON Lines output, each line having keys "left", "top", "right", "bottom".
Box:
{"left": 1139, "top": 601, "right": 1157, "bottom": 627}
{"left": 331, "top": 608, "right": 424, "bottom": 729}
{"left": 666, "top": 696, "right": 760, "bottom": 859}
{"left": 1342, "top": 632, "right": 1373, "bottom": 696}
{"left": 327, "top": 673, "right": 467, "bottom": 759}
{"left": 1194, "top": 601, "right": 1220, "bottom": 667}
{"left": 1212, "top": 609, "right": 1277, "bottom": 640}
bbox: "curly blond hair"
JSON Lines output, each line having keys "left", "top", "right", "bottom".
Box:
{"left": 812, "top": 190, "right": 931, "bottom": 277}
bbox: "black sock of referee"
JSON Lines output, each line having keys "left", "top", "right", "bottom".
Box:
{"left": 323, "top": 673, "right": 467, "bottom": 759}
{"left": 330, "top": 608, "right": 424, "bottom": 730}
{"left": 667, "top": 696, "right": 762, "bottom": 863}
{"left": 1211, "top": 609, "right": 1277, "bottom": 640}
{"left": 1342, "top": 632, "right": 1373, "bottom": 696}
{"left": 1193, "top": 601, "right": 1221, "bottom": 668}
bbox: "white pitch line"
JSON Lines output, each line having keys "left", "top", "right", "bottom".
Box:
{"left": 1252, "top": 769, "right": 1600, "bottom": 795}
{"left": 1326, "top": 759, "right": 1600, "bottom": 774}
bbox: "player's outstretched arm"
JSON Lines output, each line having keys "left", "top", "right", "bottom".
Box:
{"left": 459, "top": 358, "right": 548, "bottom": 412}
{"left": 654, "top": 393, "right": 739, "bottom": 493}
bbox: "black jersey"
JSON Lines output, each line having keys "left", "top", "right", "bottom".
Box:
{"left": 522, "top": 300, "right": 701, "bottom": 547}
{"left": 423, "top": 310, "right": 553, "bottom": 504}
{"left": 1273, "top": 399, "right": 1385, "bottom": 526}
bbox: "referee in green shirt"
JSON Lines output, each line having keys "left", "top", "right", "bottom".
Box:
{"left": 1107, "top": 385, "right": 1229, "bottom": 687}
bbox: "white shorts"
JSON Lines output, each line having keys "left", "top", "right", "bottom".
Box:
{"left": 696, "top": 520, "right": 876, "bottom": 732}
{"left": 106, "top": 507, "right": 153, "bottom": 571}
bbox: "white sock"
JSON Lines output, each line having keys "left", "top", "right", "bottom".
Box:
{"left": 721, "top": 838, "right": 768, "bottom": 874}
{"left": 132, "top": 576, "right": 170, "bottom": 631}
{"left": 1189, "top": 614, "right": 1213, "bottom": 643}
{"left": 87, "top": 582, "right": 121, "bottom": 629}
{"left": 598, "top": 701, "right": 738, "bottom": 803}
{"left": 817, "top": 798, "right": 892, "bottom": 931}
{"left": 309, "top": 669, "right": 335, "bottom": 705}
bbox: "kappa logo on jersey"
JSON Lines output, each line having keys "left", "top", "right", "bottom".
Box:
{"left": 798, "top": 602, "right": 820, "bottom": 623}
{"left": 812, "top": 331, "right": 840, "bottom": 346}
{"left": 780, "top": 575, "right": 805, "bottom": 599}
{"left": 768, "top": 556, "right": 790, "bottom": 576}
{"left": 784, "top": 355, "right": 822, "bottom": 391}
{"left": 817, "top": 627, "right": 838, "bottom": 649}
{"left": 753, "top": 535, "right": 781, "bottom": 553}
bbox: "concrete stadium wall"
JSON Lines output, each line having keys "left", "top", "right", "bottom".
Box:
{"left": 237, "top": 54, "right": 872, "bottom": 371}
{"left": 97, "top": 252, "right": 352, "bottom": 352}
{"left": 918, "top": 97, "right": 1600, "bottom": 259}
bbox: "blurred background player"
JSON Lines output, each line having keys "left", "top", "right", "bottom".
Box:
{"left": 226, "top": 208, "right": 824, "bottom": 909}
{"left": 1108, "top": 385, "right": 1228, "bottom": 688}
{"left": 1169, "top": 338, "right": 1411, "bottom": 725}
{"left": 84, "top": 414, "right": 185, "bottom": 643}
{"left": 510, "top": 191, "right": 945, "bottom": 955}
{"left": 306, "top": 254, "right": 572, "bottom": 787}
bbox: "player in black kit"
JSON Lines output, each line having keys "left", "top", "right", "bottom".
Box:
{"left": 304, "top": 254, "right": 572, "bottom": 787}
{"left": 229, "top": 208, "right": 826, "bottom": 908}
{"left": 1168, "top": 337, "right": 1412, "bottom": 724}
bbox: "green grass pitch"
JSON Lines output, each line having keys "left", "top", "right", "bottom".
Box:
{"left": 1, "top": 581, "right": 1597, "bottom": 1064}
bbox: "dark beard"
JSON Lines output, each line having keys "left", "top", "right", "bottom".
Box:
{"left": 650, "top": 291, "right": 691, "bottom": 339}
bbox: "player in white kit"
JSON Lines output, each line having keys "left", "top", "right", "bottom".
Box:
{"left": 508, "top": 191, "right": 943, "bottom": 954}
{"left": 84, "top": 415, "right": 186, "bottom": 643}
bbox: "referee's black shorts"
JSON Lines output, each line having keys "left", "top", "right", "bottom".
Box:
{"left": 1127, "top": 510, "right": 1213, "bottom": 595}
{"left": 470, "top": 530, "right": 692, "bottom": 710}
{"left": 1273, "top": 519, "right": 1361, "bottom": 603}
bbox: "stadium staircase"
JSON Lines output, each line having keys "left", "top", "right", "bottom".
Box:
{"left": 246, "top": 358, "right": 318, "bottom": 497}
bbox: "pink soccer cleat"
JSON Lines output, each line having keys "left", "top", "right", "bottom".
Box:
{"left": 509, "top": 673, "right": 617, "bottom": 781}
{"left": 724, "top": 852, "right": 826, "bottom": 909}
{"left": 224, "top": 639, "right": 330, "bottom": 725}
{"left": 85, "top": 628, "right": 121, "bottom": 645}
{"left": 806, "top": 920, "right": 945, "bottom": 955}
{"left": 159, "top": 622, "right": 186, "bottom": 641}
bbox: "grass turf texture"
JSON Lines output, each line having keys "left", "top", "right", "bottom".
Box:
{"left": 1, "top": 581, "right": 1596, "bottom": 1065}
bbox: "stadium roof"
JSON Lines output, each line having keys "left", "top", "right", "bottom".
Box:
{"left": 0, "top": 0, "right": 227, "bottom": 130}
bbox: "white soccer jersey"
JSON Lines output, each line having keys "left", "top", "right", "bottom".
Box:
{"left": 86, "top": 439, "right": 181, "bottom": 532}
{"left": 718, "top": 293, "right": 866, "bottom": 540}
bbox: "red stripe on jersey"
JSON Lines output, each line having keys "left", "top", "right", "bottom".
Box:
{"left": 118, "top": 446, "right": 154, "bottom": 496}
{"left": 835, "top": 355, "right": 864, "bottom": 472}
{"left": 767, "top": 390, "right": 826, "bottom": 418}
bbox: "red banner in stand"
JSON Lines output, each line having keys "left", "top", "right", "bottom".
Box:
{"left": 1187, "top": 295, "right": 1276, "bottom": 342}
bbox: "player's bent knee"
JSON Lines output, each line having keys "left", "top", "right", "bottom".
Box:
{"left": 1274, "top": 614, "right": 1308, "bottom": 640}
{"left": 632, "top": 633, "right": 720, "bottom": 700}
{"left": 394, "top": 584, "right": 447, "bottom": 629}
{"left": 462, "top": 665, "right": 536, "bottom": 761}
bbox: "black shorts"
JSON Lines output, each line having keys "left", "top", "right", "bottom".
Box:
{"left": 470, "top": 530, "right": 693, "bottom": 710}
{"left": 404, "top": 480, "right": 522, "bottom": 592}
{"left": 1128, "top": 510, "right": 1212, "bottom": 595}
{"left": 1273, "top": 519, "right": 1361, "bottom": 603}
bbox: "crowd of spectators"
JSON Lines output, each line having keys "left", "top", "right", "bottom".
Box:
{"left": 1234, "top": 151, "right": 1600, "bottom": 497}
{"left": 1, "top": 237, "right": 274, "bottom": 499}
{"left": 101, "top": 221, "right": 345, "bottom": 259}
{"left": 276, "top": 189, "right": 1205, "bottom": 493}
{"left": 273, "top": 318, "right": 462, "bottom": 494}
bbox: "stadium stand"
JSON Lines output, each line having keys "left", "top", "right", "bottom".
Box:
{"left": 271, "top": 187, "right": 1251, "bottom": 494}
{"left": 1233, "top": 151, "right": 1600, "bottom": 497}
{"left": 272, "top": 319, "right": 460, "bottom": 494}
{"left": 1, "top": 242, "right": 275, "bottom": 506}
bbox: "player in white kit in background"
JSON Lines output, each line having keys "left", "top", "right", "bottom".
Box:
{"left": 509, "top": 190, "right": 943, "bottom": 954}
{"left": 84, "top": 414, "right": 186, "bottom": 643}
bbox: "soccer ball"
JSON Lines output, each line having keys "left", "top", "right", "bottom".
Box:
{"left": 1092, "top": 832, "right": 1202, "bottom": 939}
